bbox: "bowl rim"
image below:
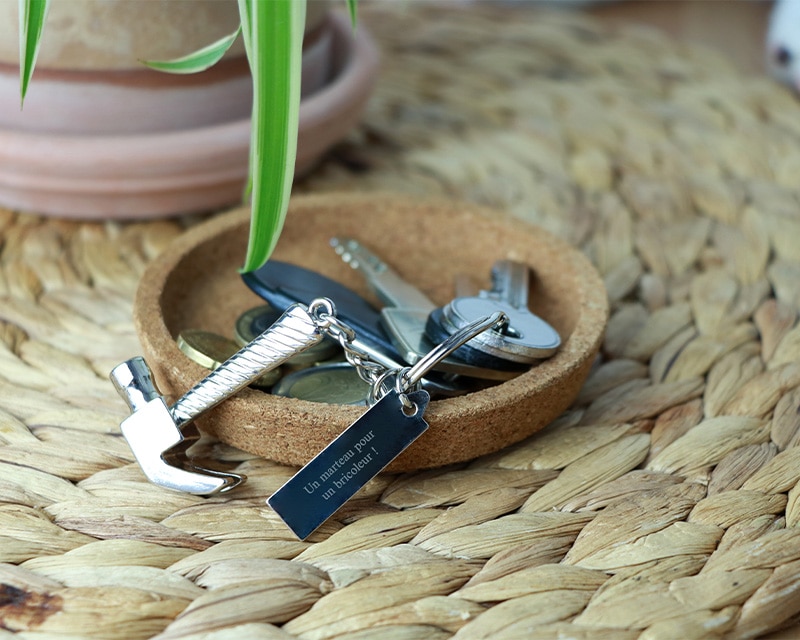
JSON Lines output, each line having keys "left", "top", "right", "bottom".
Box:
{"left": 134, "top": 192, "right": 609, "bottom": 472}
{"left": 138, "top": 192, "right": 608, "bottom": 409}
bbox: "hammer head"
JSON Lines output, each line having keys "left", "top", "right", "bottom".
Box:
{"left": 110, "top": 357, "right": 243, "bottom": 495}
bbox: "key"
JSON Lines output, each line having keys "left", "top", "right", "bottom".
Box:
{"left": 439, "top": 260, "right": 561, "bottom": 363}
{"left": 330, "top": 237, "right": 434, "bottom": 310}
{"left": 489, "top": 259, "right": 530, "bottom": 309}
{"left": 423, "top": 271, "right": 531, "bottom": 371}
{"left": 241, "top": 260, "right": 471, "bottom": 397}
{"left": 331, "top": 237, "right": 523, "bottom": 381}
{"left": 425, "top": 306, "right": 528, "bottom": 370}
{"left": 242, "top": 260, "right": 402, "bottom": 361}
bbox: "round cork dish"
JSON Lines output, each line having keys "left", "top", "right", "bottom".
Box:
{"left": 134, "top": 193, "right": 608, "bottom": 471}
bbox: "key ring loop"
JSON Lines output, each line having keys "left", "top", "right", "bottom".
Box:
{"left": 308, "top": 298, "right": 337, "bottom": 329}
{"left": 308, "top": 297, "right": 358, "bottom": 352}
{"left": 367, "top": 312, "right": 506, "bottom": 409}
{"left": 367, "top": 369, "right": 400, "bottom": 407}
{"left": 309, "top": 300, "right": 505, "bottom": 412}
{"left": 400, "top": 311, "right": 508, "bottom": 391}
{"left": 366, "top": 367, "right": 418, "bottom": 413}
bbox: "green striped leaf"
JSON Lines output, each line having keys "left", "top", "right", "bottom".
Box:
{"left": 19, "top": 0, "right": 50, "bottom": 104}
{"left": 346, "top": 0, "right": 358, "bottom": 29}
{"left": 142, "top": 27, "right": 241, "bottom": 74}
{"left": 239, "top": 0, "right": 306, "bottom": 272}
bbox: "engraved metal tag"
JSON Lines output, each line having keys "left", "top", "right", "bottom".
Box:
{"left": 268, "top": 389, "right": 430, "bottom": 539}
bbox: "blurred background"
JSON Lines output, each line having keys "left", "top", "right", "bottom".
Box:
{"left": 586, "top": 0, "right": 771, "bottom": 75}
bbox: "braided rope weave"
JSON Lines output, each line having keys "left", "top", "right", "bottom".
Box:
{"left": 2, "top": 4, "right": 800, "bottom": 638}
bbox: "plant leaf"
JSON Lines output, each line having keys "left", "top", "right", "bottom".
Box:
{"left": 142, "top": 27, "right": 241, "bottom": 75}
{"left": 19, "top": 0, "right": 50, "bottom": 105}
{"left": 238, "top": 0, "right": 253, "bottom": 52}
{"left": 346, "top": 0, "right": 358, "bottom": 29}
{"left": 239, "top": 0, "right": 306, "bottom": 272}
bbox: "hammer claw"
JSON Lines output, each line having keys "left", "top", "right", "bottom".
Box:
{"left": 112, "top": 357, "right": 245, "bottom": 495}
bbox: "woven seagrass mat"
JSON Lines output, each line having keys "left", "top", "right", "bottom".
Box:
{"left": 3, "top": 3, "right": 800, "bottom": 638}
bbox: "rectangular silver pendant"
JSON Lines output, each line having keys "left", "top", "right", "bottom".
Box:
{"left": 268, "top": 389, "right": 430, "bottom": 540}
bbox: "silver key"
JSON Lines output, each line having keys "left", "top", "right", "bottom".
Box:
{"left": 331, "top": 237, "right": 521, "bottom": 381}
{"left": 442, "top": 260, "right": 561, "bottom": 363}
{"left": 331, "top": 237, "right": 434, "bottom": 310}
{"left": 490, "top": 259, "right": 529, "bottom": 309}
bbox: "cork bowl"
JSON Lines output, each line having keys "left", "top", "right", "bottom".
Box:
{"left": 134, "top": 193, "right": 608, "bottom": 471}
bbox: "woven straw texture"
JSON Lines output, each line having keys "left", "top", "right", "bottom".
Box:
{"left": 3, "top": 3, "right": 800, "bottom": 638}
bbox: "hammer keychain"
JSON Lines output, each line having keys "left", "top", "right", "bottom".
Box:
{"left": 111, "top": 297, "right": 505, "bottom": 540}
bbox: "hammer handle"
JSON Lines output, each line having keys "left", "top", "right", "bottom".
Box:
{"left": 170, "top": 304, "right": 323, "bottom": 426}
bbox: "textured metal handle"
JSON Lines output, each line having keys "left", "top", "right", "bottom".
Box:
{"left": 170, "top": 304, "right": 323, "bottom": 426}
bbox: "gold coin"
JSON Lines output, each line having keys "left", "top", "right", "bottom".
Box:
{"left": 271, "top": 363, "right": 369, "bottom": 405}
{"left": 177, "top": 329, "right": 281, "bottom": 388}
{"left": 177, "top": 330, "right": 239, "bottom": 369}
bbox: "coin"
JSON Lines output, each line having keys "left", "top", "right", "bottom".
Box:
{"left": 177, "top": 329, "right": 281, "bottom": 388}
{"left": 235, "top": 304, "right": 340, "bottom": 365}
{"left": 271, "top": 362, "right": 370, "bottom": 405}
{"left": 234, "top": 305, "right": 282, "bottom": 345}
{"left": 177, "top": 330, "right": 239, "bottom": 370}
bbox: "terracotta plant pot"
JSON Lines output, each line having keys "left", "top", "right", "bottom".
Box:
{"left": 0, "top": 6, "right": 379, "bottom": 218}
{"left": 0, "top": 0, "right": 332, "bottom": 135}
{"left": 0, "top": 0, "right": 330, "bottom": 71}
{"left": 134, "top": 193, "right": 609, "bottom": 472}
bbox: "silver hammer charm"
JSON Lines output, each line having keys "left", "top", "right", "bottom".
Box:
{"left": 110, "top": 303, "right": 326, "bottom": 495}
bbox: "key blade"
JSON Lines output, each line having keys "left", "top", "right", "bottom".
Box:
{"left": 331, "top": 236, "right": 386, "bottom": 279}
{"left": 491, "top": 260, "right": 530, "bottom": 310}
{"left": 331, "top": 237, "right": 436, "bottom": 311}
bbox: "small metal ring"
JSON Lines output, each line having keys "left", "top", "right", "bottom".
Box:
{"left": 393, "top": 369, "right": 417, "bottom": 413}
{"left": 367, "top": 368, "right": 417, "bottom": 413}
{"left": 400, "top": 396, "right": 419, "bottom": 416}
{"left": 395, "top": 366, "right": 418, "bottom": 395}
{"left": 367, "top": 368, "right": 398, "bottom": 406}
{"left": 308, "top": 298, "right": 336, "bottom": 328}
